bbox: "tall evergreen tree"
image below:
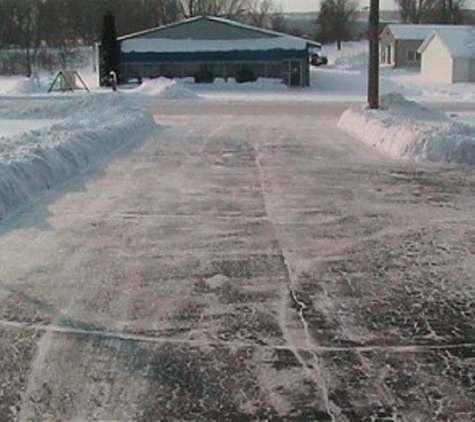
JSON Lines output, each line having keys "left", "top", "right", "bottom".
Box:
{"left": 100, "top": 10, "right": 120, "bottom": 85}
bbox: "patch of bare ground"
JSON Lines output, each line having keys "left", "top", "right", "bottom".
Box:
{"left": 0, "top": 328, "right": 41, "bottom": 421}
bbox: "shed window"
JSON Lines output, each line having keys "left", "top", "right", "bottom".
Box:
{"left": 407, "top": 51, "right": 420, "bottom": 62}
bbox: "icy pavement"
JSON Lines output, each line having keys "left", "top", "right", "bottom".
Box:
{"left": 0, "top": 100, "right": 474, "bottom": 420}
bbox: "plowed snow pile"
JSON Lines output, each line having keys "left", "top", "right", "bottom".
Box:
{"left": 338, "top": 93, "right": 475, "bottom": 165}
{"left": 0, "top": 94, "right": 157, "bottom": 219}
{"left": 127, "top": 78, "right": 201, "bottom": 100}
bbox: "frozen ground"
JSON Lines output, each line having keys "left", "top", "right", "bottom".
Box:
{"left": 1, "top": 100, "right": 475, "bottom": 421}
{"left": 0, "top": 43, "right": 475, "bottom": 420}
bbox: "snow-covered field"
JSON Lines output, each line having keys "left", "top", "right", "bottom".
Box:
{"left": 1, "top": 41, "right": 475, "bottom": 220}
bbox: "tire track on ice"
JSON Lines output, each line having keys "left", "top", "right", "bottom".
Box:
{"left": 251, "top": 133, "right": 336, "bottom": 421}
{"left": 3, "top": 318, "right": 475, "bottom": 355}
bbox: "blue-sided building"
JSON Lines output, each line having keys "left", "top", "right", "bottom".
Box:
{"left": 116, "top": 16, "right": 321, "bottom": 87}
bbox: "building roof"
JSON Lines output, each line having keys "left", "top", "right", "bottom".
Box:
{"left": 418, "top": 26, "right": 475, "bottom": 58}
{"left": 118, "top": 16, "right": 321, "bottom": 48}
{"left": 386, "top": 23, "right": 473, "bottom": 40}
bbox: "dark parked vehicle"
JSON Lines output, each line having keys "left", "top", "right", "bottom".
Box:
{"left": 310, "top": 52, "right": 328, "bottom": 66}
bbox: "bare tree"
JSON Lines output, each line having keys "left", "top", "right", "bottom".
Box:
{"left": 395, "top": 0, "right": 467, "bottom": 23}
{"left": 178, "top": 0, "right": 251, "bottom": 18}
{"left": 428, "top": 0, "right": 467, "bottom": 23}
{"left": 267, "top": 3, "right": 288, "bottom": 32}
{"left": 152, "top": 0, "right": 182, "bottom": 25}
{"left": 5, "top": 0, "right": 40, "bottom": 75}
{"left": 396, "top": 0, "right": 418, "bottom": 23}
{"left": 318, "top": 0, "right": 358, "bottom": 49}
{"left": 248, "top": 0, "right": 276, "bottom": 28}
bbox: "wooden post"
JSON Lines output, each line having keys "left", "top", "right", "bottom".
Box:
{"left": 368, "top": 0, "right": 379, "bottom": 109}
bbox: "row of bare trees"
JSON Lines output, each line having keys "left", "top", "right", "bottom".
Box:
{"left": 0, "top": 0, "right": 280, "bottom": 75}
{"left": 395, "top": 0, "right": 467, "bottom": 24}
{"left": 0, "top": 0, "right": 280, "bottom": 45}
{"left": 317, "top": 0, "right": 471, "bottom": 49}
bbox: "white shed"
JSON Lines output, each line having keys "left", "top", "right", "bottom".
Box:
{"left": 418, "top": 26, "right": 475, "bottom": 83}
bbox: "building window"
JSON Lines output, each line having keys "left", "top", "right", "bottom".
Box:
{"left": 407, "top": 50, "right": 420, "bottom": 62}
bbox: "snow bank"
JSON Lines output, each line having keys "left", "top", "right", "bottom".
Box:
{"left": 0, "top": 93, "right": 158, "bottom": 219}
{"left": 338, "top": 93, "right": 475, "bottom": 165}
{"left": 324, "top": 42, "right": 368, "bottom": 68}
{"left": 190, "top": 77, "right": 286, "bottom": 92}
{"left": 332, "top": 51, "right": 369, "bottom": 71}
{"left": 126, "top": 78, "right": 201, "bottom": 100}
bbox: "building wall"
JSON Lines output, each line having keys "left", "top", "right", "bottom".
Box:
{"left": 121, "top": 58, "right": 309, "bottom": 86}
{"left": 420, "top": 36, "right": 453, "bottom": 83}
{"left": 380, "top": 27, "right": 426, "bottom": 68}
{"left": 453, "top": 58, "right": 471, "bottom": 83}
{"left": 470, "top": 58, "right": 475, "bottom": 82}
{"left": 380, "top": 27, "right": 396, "bottom": 65}
{"left": 395, "top": 40, "right": 422, "bottom": 68}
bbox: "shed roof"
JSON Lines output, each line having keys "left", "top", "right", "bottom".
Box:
{"left": 418, "top": 26, "right": 475, "bottom": 58}
{"left": 386, "top": 23, "right": 473, "bottom": 40}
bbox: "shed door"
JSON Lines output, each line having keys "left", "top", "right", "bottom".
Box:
{"left": 386, "top": 46, "right": 392, "bottom": 64}
{"left": 290, "top": 60, "right": 302, "bottom": 86}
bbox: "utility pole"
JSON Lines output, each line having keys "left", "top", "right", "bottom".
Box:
{"left": 92, "top": 0, "right": 97, "bottom": 72}
{"left": 368, "top": 0, "right": 379, "bottom": 109}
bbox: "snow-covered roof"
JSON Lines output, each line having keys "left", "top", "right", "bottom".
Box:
{"left": 122, "top": 37, "right": 310, "bottom": 53}
{"left": 118, "top": 15, "right": 320, "bottom": 49}
{"left": 386, "top": 24, "right": 473, "bottom": 40}
{"left": 418, "top": 26, "right": 475, "bottom": 58}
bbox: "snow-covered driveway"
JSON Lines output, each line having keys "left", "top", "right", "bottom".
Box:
{"left": 1, "top": 99, "right": 475, "bottom": 421}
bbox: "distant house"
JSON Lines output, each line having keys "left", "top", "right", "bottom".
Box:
{"left": 418, "top": 26, "right": 475, "bottom": 83}
{"left": 116, "top": 16, "right": 321, "bottom": 87}
{"left": 380, "top": 24, "right": 473, "bottom": 68}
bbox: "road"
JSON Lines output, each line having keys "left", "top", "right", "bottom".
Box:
{"left": 1, "top": 99, "right": 475, "bottom": 421}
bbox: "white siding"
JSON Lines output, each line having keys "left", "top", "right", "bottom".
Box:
{"left": 420, "top": 36, "right": 453, "bottom": 83}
